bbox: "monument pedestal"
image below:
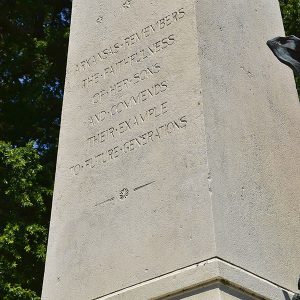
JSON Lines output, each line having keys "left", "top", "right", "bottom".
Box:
{"left": 42, "top": 1, "right": 300, "bottom": 299}
{"left": 93, "top": 258, "right": 294, "bottom": 299}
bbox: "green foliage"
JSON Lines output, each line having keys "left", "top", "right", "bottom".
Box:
{"left": 0, "top": 1, "right": 72, "bottom": 298}
{"left": 279, "top": 0, "right": 300, "bottom": 95}
{"left": 0, "top": 0, "right": 71, "bottom": 152}
{"left": 279, "top": 0, "right": 300, "bottom": 36}
{"left": 0, "top": 142, "right": 51, "bottom": 299}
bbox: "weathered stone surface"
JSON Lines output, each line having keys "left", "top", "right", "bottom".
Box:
{"left": 163, "top": 282, "right": 259, "bottom": 300}
{"left": 42, "top": 0, "right": 300, "bottom": 299}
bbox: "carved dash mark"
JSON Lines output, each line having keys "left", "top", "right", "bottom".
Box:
{"left": 133, "top": 181, "right": 155, "bottom": 192}
{"left": 95, "top": 197, "right": 115, "bottom": 207}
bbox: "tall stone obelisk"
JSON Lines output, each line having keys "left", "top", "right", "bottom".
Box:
{"left": 42, "top": 1, "right": 300, "bottom": 299}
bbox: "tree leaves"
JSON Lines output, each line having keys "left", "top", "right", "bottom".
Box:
{"left": 0, "top": 0, "right": 71, "bottom": 149}
{"left": 0, "top": 2, "right": 71, "bottom": 298}
{"left": 0, "top": 142, "right": 51, "bottom": 299}
{"left": 280, "top": 0, "right": 300, "bottom": 37}
{"left": 279, "top": 0, "right": 300, "bottom": 95}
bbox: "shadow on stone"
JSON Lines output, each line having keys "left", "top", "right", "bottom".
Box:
{"left": 159, "top": 280, "right": 264, "bottom": 300}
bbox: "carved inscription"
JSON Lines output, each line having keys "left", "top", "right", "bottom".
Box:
{"left": 90, "top": 63, "right": 161, "bottom": 104}
{"left": 82, "top": 34, "right": 175, "bottom": 88}
{"left": 88, "top": 81, "right": 168, "bottom": 127}
{"left": 75, "top": 8, "right": 185, "bottom": 73}
{"left": 70, "top": 6, "right": 194, "bottom": 176}
{"left": 70, "top": 116, "right": 187, "bottom": 176}
{"left": 87, "top": 101, "right": 169, "bottom": 147}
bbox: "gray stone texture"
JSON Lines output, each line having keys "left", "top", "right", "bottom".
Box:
{"left": 163, "top": 282, "right": 259, "bottom": 300}
{"left": 42, "top": 0, "right": 300, "bottom": 299}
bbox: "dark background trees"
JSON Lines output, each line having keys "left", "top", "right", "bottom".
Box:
{"left": 0, "top": 1, "right": 71, "bottom": 299}
{"left": 280, "top": 0, "right": 300, "bottom": 36}
{"left": 0, "top": 1, "right": 298, "bottom": 299}
{"left": 279, "top": 0, "right": 300, "bottom": 94}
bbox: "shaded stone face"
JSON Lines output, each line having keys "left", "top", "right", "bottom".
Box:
{"left": 42, "top": 1, "right": 300, "bottom": 300}
{"left": 43, "top": 2, "right": 215, "bottom": 299}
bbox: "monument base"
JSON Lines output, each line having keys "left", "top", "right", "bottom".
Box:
{"left": 95, "top": 258, "right": 295, "bottom": 300}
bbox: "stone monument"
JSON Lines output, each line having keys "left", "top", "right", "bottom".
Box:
{"left": 42, "top": 0, "right": 300, "bottom": 299}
